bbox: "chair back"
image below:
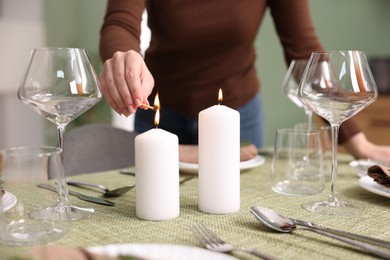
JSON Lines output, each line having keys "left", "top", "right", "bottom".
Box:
{"left": 63, "top": 124, "right": 136, "bottom": 176}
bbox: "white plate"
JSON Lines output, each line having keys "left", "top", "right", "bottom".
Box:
{"left": 179, "top": 154, "right": 265, "bottom": 174}
{"left": 349, "top": 159, "right": 377, "bottom": 177}
{"left": 87, "top": 243, "right": 237, "bottom": 260}
{"left": 1, "top": 191, "right": 17, "bottom": 212}
{"left": 359, "top": 176, "right": 390, "bottom": 198}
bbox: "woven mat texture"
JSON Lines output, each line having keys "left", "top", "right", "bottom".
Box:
{"left": 3, "top": 154, "right": 390, "bottom": 260}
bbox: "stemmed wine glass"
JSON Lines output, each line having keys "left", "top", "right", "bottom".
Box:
{"left": 18, "top": 47, "right": 102, "bottom": 220}
{"left": 282, "top": 59, "right": 313, "bottom": 125}
{"left": 298, "top": 50, "right": 378, "bottom": 215}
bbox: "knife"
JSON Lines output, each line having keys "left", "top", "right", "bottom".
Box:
{"left": 37, "top": 183, "right": 115, "bottom": 206}
{"left": 120, "top": 171, "right": 195, "bottom": 185}
{"left": 119, "top": 170, "right": 135, "bottom": 176}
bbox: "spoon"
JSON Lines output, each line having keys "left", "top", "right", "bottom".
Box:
{"left": 250, "top": 206, "right": 390, "bottom": 248}
{"left": 67, "top": 180, "right": 135, "bottom": 197}
{"left": 67, "top": 176, "right": 194, "bottom": 198}
{"left": 250, "top": 206, "right": 390, "bottom": 259}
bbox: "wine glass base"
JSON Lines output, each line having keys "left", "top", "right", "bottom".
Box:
{"left": 272, "top": 183, "right": 323, "bottom": 196}
{"left": 29, "top": 204, "right": 94, "bottom": 221}
{"left": 29, "top": 205, "right": 70, "bottom": 221}
{"left": 302, "top": 198, "right": 363, "bottom": 216}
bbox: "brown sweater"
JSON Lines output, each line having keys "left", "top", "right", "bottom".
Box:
{"left": 99, "top": 0, "right": 360, "bottom": 143}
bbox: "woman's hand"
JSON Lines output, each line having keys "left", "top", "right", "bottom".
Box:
{"left": 179, "top": 144, "right": 258, "bottom": 163}
{"left": 343, "top": 132, "right": 390, "bottom": 165}
{"left": 99, "top": 50, "right": 154, "bottom": 116}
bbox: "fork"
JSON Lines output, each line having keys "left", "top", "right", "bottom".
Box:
{"left": 190, "top": 223, "right": 276, "bottom": 260}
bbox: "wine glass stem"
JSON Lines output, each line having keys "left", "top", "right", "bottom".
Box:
{"left": 57, "top": 125, "right": 70, "bottom": 217}
{"left": 329, "top": 124, "right": 340, "bottom": 202}
{"left": 57, "top": 125, "right": 66, "bottom": 150}
{"left": 305, "top": 109, "right": 313, "bottom": 128}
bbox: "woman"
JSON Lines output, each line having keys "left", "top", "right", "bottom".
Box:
{"left": 98, "top": 0, "right": 390, "bottom": 164}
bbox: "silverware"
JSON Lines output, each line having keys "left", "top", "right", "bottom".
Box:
{"left": 38, "top": 183, "right": 115, "bottom": 206}
{"left": 67, "top": 180, "right": 135, "bottom": 197}
{"left": 67, "top": 175, "right": 193, "bottom": 198}
{"left": 120, "top": 169, "right": 135, "bottom": 176}
{"left": 179, "top": 176, "right": 195, "bottom": 184}
{"left": 290, "top": 215, "right": 390, "bottom": 249}
{"left": 120, "top": 170, "right": 195, "bottom": 185}
{"left": 70, "top": 205, "right": 95, "bottom": 213}
{"left": 190, "top": 223, "right": 276, "bottom": 260}
{"left": 250, "top": 206, "right": 390, "bottom": 259}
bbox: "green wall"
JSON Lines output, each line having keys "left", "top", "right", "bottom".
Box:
{"left": 45, "top": 0, "right": 390, "bottom": 146}
{"left": 44, "top": 0, "right": 110, "bottom": 141}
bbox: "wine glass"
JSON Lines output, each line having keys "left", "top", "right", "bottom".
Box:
{"left": 298, "top": 50, "right": 378, "bottom": 215}
{"left": 282, "top": 59, "right": 313, "bottom": 125}
{"left": 17, "top": 47, "right": 102, "bottom": 220}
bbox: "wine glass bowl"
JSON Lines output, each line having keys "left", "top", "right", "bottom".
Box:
{"left": 298, "top": 50, "right": 378, "bottom": 215}
{"left": 282, "top": 59, "right": 313, "bottom": 124}
{"left": 17, "top": 48, "right": 102, "bottom": 220}
{"left": 17, "top": 48, "right": 102, "bottom": 128}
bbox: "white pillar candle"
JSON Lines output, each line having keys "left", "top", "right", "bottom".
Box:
{"left": 198, "top": 92, "right": 240, "bottom": 214}
{"left": 135, "top": 124, "right": 179, "bottom": 220}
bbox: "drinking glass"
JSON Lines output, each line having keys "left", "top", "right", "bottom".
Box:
{"left": 295, "top": 122, "right": 332, "bottom": 181}
{"left": 282, "top": 59, "right": 313, "bottom": 125}
{"left": 271, "top": 128, "right": 324, "bottom": 196}
{"left": 17, "top": 48, "right": 102, "bottom": 220}
{"left": 298, "top": 50, "right": 378, "bottom": 215}
{"left": 0, "top": 147, "right": 71, "bottom": 249}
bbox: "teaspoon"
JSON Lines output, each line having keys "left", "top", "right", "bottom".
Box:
{"left": 250, "top": 206, "right": 390, "bottom": 259}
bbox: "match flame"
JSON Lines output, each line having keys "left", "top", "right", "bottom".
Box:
{"left": 218, "top": 88, "right": 223, "bottom": 104}
{"left": 154, "top": 93, "right": 160, "bottom": 127}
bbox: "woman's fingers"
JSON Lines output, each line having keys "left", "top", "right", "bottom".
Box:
{"left": 99, "top": 50, "right": 154, "bottom": 116}
{"left": 124, "top": 52, "right": 143, "bottom": 109}
{"left": 240, "top": 144, "right": 258, "bottom": 161}
{"left": 100, "top": 60, "right": 123, "bottom": 115}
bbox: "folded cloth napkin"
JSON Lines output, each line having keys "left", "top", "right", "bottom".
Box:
{"left": 0, "top": 179, "right": 4, "bottom": 198}
{"left": 367, "top": 165, "right": 390, "bottom": 187}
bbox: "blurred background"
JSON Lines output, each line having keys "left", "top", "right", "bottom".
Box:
{"left": 1, "top": 0, "right": 389, "bottom": 149}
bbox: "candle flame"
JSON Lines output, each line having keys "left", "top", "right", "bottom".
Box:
{"left": 154, "top": 93, "right": 160, "bottom": 110}
{"left": 218, "top": 88, "right": 223, "bottom": 104}
{"left": 154, "top": 93, "right": 160, "bottom": 127}
{"left": 154, "top": 108, "right": 160, "bottom": 127}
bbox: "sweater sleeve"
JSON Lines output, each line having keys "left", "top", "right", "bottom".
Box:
{"left": 267, "top": 0, "right": 323, "bottom": 64}
{"left": 268, "top": 0, "right": 361, "bottom": 144}
{"left": 99, "top": 0, "right": 146, "bottom": 62}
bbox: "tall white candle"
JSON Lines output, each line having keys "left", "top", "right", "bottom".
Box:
{"left": 198, "top": 89, "right": 240, "bottom": 214}
{"left": 135, "top": 95, "right": 180, "bottom": 221}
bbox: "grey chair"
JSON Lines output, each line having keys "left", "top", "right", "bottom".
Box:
{"left": 63, "top": 124, "right": 136, "bottom": 176}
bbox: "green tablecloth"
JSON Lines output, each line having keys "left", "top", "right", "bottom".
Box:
{"left": 3, "top": 154, "right": 390, "bottom": 260}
